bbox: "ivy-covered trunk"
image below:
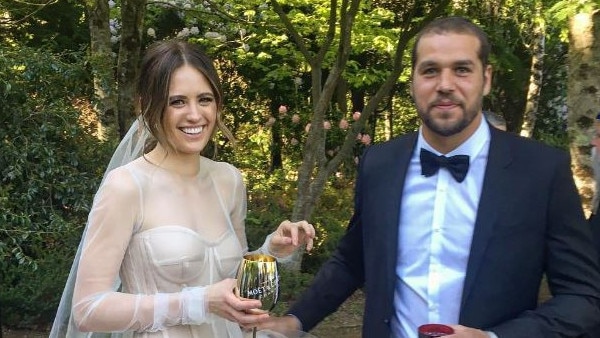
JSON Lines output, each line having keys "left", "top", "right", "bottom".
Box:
{"left": 116, "top": 0, "right": 147, "bottom": 138}
{"left": 85, "top": 0, "right": 117, "bottom": 140}
{"left": 567, "top": 11, "right": 600, "bottom": 213}
{"left": 520, "top": 2, "right": 545, "bottom": 138}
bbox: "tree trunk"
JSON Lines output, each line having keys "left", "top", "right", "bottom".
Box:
{"left": 85, "top": 0, "right": 117, "bottom": 140}
{"left": 272, "top": 0, "right": 451, "bottom": 270}
{"left": 116, "top": 0, "right": 146, "bottom": 138}
{"left": 289, "top": 0, "right": 450, "bottom": 223}
{"left": 520, "top": 4, "right": 545, "bottom": 138}
{"left": 567, "top": 10, "right": 600, "bottom": 214}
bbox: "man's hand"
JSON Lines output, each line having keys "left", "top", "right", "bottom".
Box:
{"left": 253, "top": 314, "right": 302, "bottom": 333}
{"left": 447, "top": 325, "right": 493, "bottom": 338}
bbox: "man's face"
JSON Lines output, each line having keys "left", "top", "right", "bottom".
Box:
{"left": 411, "top": 32, "right": 492, "bottom": 142}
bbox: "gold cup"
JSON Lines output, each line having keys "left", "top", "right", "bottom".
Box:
{"left": 236, "top": 254, "right": 279, "bottom": 338}
{"left": 236, "top": 253, "right": 279, "bottom": 312}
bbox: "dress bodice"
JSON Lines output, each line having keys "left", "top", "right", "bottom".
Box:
{"left": 121, "top": 225, "right": 242, "bottom": 294}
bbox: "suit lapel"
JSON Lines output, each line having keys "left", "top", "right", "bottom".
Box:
{"left": 461, "top": 128, "right": 514, "bottom": 308}
{"left": 378, "top": 133, "right": 418, "bottom": 297}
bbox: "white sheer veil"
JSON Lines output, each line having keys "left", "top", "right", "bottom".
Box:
{"left": 50, "top": 117, "right": 150, "bottom": 338}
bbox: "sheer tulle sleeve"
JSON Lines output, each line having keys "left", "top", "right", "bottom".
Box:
{"left": 220, "top": 163, "right": 294, "bottom": 263}
{"left": 71, "top": 167, "right": 209, "bottom": 333}
{"left": 225, "top": 164, "right": 249, "bottom": 254}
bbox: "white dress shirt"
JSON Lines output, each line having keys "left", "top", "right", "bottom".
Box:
{"left": 391, "top": 117, "right": 491, "bottom": 338}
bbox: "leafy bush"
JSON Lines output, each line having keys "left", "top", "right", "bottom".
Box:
{"left": 0, "top": 41, "right": 358, "bottom": 330}
{"left": 0, "top": 43, "right": 112, "bottom": 329}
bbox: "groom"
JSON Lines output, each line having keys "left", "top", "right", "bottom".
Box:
{"left": 261, "top": 16, "right": 600, "bottom": 338}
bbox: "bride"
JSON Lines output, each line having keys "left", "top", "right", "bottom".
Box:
{"left": 50, "top": 39, "right": 315, "bottom": 338}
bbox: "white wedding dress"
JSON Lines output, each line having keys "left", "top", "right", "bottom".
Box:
{"left": 51, "top": 119, "right": 305, "bottom": 338}
{"left": 53, "top": 155, "right": 250, "bottom": 338}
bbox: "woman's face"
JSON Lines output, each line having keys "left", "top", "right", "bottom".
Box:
{"left": 163, "top": 64, "right": 217, "bottom": 155}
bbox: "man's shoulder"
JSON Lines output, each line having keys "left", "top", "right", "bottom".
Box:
{"left": 368, "top": 131, "right": 417, "bottom": 152}
{"left": 495, "top": 130, "right": 567, "bottom": 157}
{"left": 358, "top": 132, "right": 417, "bottom": 170}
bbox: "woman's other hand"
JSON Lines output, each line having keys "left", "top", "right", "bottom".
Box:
{"left": 269, "top": 220, "right": 316, "bottom": 257}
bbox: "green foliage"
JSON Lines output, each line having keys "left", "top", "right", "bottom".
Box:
{"left": 549, "top": 0, "right": 599, "bottom": 27}
{"left": 0, "top": 43, "right": 111, "bottom": 329}
{"left": 271, "top": 267, "right": 315, "bottom": 314}
{"left": 242, "top": 163, "right": 355, "bottom": 272}
{"left": 301, "top": 175, "right": 355, "bottom": 272}
{"left": 1, "top": 254, "right": 73, "bottom": 329}
{"left": 0, "top": 0, "right": 89, "bottom": 52}
{"left": 0, "top": 0, "right": 585, "bottom": 330}
{"left": 241, "top": 168, "right": 355, "bottom": 317}
{"left": 531, "top": 25, "right": 569, "bottom": 149}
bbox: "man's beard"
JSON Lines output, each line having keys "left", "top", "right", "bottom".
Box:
{"left": 419, "top": 103, "right": 479, "bottom": 137}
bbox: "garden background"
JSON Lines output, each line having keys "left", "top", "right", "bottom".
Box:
{"left": 1, "top": 0, "right": 599, "bottom": 335}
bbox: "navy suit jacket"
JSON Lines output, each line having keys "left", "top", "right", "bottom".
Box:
{"left": 289, "top": 126, "right": 600, "bottom": 337}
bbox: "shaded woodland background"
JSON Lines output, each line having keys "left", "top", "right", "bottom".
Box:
{"left": 1, "top": 0, "right": 599, "bottom": 331}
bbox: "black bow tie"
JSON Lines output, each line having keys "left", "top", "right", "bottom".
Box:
{"left": 420, "top": 148, "right": 470, "bottom": 183}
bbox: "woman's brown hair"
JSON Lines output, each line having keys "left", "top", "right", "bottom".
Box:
{"left": 137, "top": 39, "right": 235, "bottom": 155}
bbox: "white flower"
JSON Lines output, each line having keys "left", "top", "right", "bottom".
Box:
{"left": 204, "top": 31, "right": 221, "bottom": 39}
{"left": 177, "top": 28, "right": 190, "bottom": 37}
{"left": 190, "top": 26, "right": 199, "bottom": 35}
{"left": 294, "top": 77, "right": 303, "bottom": 85}
{"left": 108, "top": 0, "right": 116, "bottom": 8}
{"left": 147, "top": 28, "right": 156, "bottom": 38}
{"left": 110, "top": 35, "right": 120, "bottom": 44}
{"left": 265, "top": 116, "right": 276, "bottom": 127}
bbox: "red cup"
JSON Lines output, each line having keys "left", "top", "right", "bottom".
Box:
{"left": 418, "top": 324, "right": 454, "bottom": 337}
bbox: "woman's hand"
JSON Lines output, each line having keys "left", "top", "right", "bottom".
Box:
{"left": 205, "top": 278, "right": 269, "bottom": 325}
{"left": 268, "top": 220, "right": 316, "bottom": 257}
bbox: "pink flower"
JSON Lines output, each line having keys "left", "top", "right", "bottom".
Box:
{"left": 352, "top": 111, "right": 361, "bottom": 121}
{"left": 265, "top": 116, "right": 276, "bottom": 127}
{"left": 292, "top": 114, "right": 300, "bottom": 124}
{"left": 278, "top": 105, "right": 288, "bottom": 115}
{"left": 305, "top": 123, "right": 311, "bottom": 133}
{"left": 323, "top": 120, "right": 331, "bottom": 130}
{"left": 361, "top": 134, "right": 372, "bottom": 145}
{"left": 339, "top": 118, "right": 349, "bottom": 130}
